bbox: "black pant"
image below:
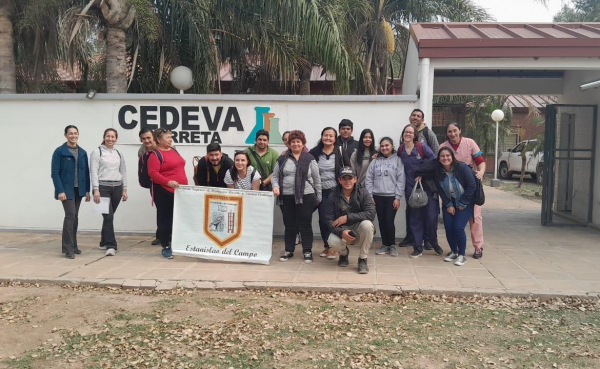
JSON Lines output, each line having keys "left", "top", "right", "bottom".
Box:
{"left": 61, "top": 189, "right": 82, "bottom": 255}
{"left": 99, "top": 185, "right": 123, "bottom": 249}
{"left": 373, "top": 195, "right": 398, "bottom": 247}
{"left": 317, "top": 188, "right": 333, "bottom": 247}
{"left": 280, "top": 194, "right": 317, "bottom": 253}
{"left": 153, "top": 184, "right": 174, "bottom": 248}
{"left": 150, "top": 188, "right": 159, "bottom": 240}
{"left": 404, "top": 207, "right": 413, "bottom": 241}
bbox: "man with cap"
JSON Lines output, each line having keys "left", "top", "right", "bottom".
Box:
{"left": 324, "top": 166, "right": 376, "bottom": 274}
{"left": 336, "top": 119, "right": 359, "bottom": 157}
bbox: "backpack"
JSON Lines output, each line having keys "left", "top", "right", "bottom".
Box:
{"left": 98, "top": 146, "right": 121, "bottom": 159}
{"left": 139, "top": 148, "right": 180, "bottom": 188}
{"left": 400, "top": 142, "right": 424, "bottom": 158}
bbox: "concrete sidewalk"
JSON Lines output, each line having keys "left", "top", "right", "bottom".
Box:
{"left": 1, "top": 186, "right": 599, "bottom": 297}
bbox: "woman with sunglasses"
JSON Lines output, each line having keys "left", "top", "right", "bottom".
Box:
{"left": 147, "top": 128, "right": 188, "bottom": 259}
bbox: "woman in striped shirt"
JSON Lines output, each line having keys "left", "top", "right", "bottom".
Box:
{"left": 224, "top": 151, "right": 261, "bottom": 190}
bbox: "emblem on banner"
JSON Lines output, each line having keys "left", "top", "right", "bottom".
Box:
{"left": 203, "top": 194, "right": 244, "bottom": 248}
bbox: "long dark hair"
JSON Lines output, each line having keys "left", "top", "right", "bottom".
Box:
{"left": 436, "top": 147, "right": 461, "bottom": 179}
{"left": 314, "top": 127, "right": 338, "bottom": 152}
{"left": 230, "top": 151, "right": 251, "bottom": 182}
{"left": 445, "top": 122, "right": 461, "bottom": 142}
{"left": 356, "top": 129, "right": 375, "bottom": 165}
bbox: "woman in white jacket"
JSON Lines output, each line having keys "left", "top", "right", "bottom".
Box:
{"left": 365, "top": 137, "right": 405, "bottom": 257}
{"left": 90, "top": 128, "right": 128, "bottom": 256}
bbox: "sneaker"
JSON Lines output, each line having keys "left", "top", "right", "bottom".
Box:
{"left": 279, "top": 252, "right": 294, "bottom": 262}
{"left": 338, "top": 247, "right": 349, "bottom": 267}
{"left": 105, "top": 248, "right": 116, "bottom": 256}
{"left": 319, "top": 248, "right": 329, "bottom": 257}
{"left": 409, "top": 250, "right": 423, "bottom": 258}
{"left": 98, "top": 244, "right": 107, "bottom": 250}
{"left": 431, "top": 243, "right": 444, "bottom": 256}
{"left": 151, "top": 238, "right": 161, "bottom": 246}
{"left": 473, "top": 248, "right": 483, "bottom": 259}
{"left": 454, "top": 255, "right": 467, "bottom": 266}
{"left": 424, "top": 241, "right": 433, "bottom": 251}
{"left": 389, "top": 246, "right": 398, "bottom": 257}
{"left": 398, "top": 238, "right": 413, "bottom": 247}
{"left": 358, "top": 258, "right": 369, "bottom": 274}
{"left": 65, "top": 253, "right": 75, "bottom": 259}
{"left": 376, "top": 245, "right": 390, "bottom": 255}
{"left": 303, "top": 251, "right": 313, "bottom": 264}
{"left": 326, "top": 247, "right": 337, "bottom": 260}
{"left": 161, "top": 247, "right": 173, "bottom": 259}
{"left": 295, "top": 234, "right": 301, "bottom": 245}
{"left": 444, "top": 252, "right": 459, "bottom": 262}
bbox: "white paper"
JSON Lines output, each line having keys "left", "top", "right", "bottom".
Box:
{"left": 91, "top": 197, "right": 110, "bottom": 214}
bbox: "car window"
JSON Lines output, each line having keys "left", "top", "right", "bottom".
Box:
{"left": 525, "top": 141, "right": 538, "bottom": 152}
{"left": 512, "top": 143, "right": 525, "bottom": 153}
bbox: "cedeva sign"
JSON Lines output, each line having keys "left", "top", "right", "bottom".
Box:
{"left": 115, "top": 104, "right": 284, "bottom": 145}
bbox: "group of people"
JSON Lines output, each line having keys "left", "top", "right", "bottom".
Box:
{"left": 51, "top": 110, "right": 486, "bottom": 274}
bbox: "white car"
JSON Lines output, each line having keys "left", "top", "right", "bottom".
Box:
{"left": 498, "top": 139, "right": 544, "bottom": 184}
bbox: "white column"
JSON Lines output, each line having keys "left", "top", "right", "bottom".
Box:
{"left": 419, "top": 58, "right": 432, "bottom": 123}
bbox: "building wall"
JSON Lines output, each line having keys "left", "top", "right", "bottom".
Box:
{"left": 0, "top": 94, "right": 418, "bottom": 236}
{"left": 559, "top": 71, "right": 600, "bottom": 226}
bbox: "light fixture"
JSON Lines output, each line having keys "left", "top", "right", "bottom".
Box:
{"left": 170, "top": 66, "right": 194, "bottom": 94}
{"left": 580, "top": 79, "right": 600, "bottom": 91}
{"left": 490, "top": 109, "right": 505, "bottom": 187}
{"left": 86, "top": 90, "right": 97, "bottom": 99}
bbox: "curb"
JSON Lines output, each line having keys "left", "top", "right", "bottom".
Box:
{"left": 1, "top": 276, "right": 599, "bottom": 300}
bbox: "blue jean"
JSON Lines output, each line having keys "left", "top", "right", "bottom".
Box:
{"left": 410, "top": 191, "right": 439, "bottom": 253}
{"left": 317, "top": 188, "right": 333, "bottom": 247}
{"left": 442, "top": 201, "right": 473, "bottom": 256}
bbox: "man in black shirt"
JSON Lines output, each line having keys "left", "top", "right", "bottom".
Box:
{"left": 195, "top": 143, "right": 233, "bottom": 188}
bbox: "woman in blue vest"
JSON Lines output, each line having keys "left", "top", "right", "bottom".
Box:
{"left": 51, "top": 125, "right": 91, "bottom": 259}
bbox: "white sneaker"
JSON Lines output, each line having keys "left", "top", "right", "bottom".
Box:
{"left": 105, "top": 248, "right": 116, "bottom": 256}
{"left": 454, "top": 255, "right": 467, "bottom": 266}
{"left": 444, "top": 252, "right": 458, "bottom": 262}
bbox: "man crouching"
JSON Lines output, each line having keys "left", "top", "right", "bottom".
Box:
{"left": 325, "top": 167, "right": 376, "bottom": 274}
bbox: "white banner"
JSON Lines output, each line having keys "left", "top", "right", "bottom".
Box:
{"left": 172, "top": 185, "right": 274, "bottom": 264}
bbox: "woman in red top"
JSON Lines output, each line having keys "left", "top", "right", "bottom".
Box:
{"left": 147, "top": 128, "right": 188, "bottom": 259}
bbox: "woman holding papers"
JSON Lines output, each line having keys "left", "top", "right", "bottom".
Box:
{"left": 51, "top": 125, "right": 91, "bottom": 259}
{"left": 90, "top": 128, "right": 128, "bottom": 257}
{"left": 147, "top": 128, "right": 188, "bottom": 259}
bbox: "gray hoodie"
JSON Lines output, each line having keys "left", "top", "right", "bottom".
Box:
{"left": 365, "top": 154, "right": 405, "bottom": 199}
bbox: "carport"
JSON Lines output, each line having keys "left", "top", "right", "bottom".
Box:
{"left": 402, "top": 22, "right": 600, "bottom": 228}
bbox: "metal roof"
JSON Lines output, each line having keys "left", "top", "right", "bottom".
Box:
{"left": 410, "top": 23, "right": 600, "bottom": 58}
{"left": 506, "top": 95, "right": 557, "bottom": 109}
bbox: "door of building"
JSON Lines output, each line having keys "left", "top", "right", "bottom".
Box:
{"left": 542, "top": 105, "right": 597, "bottom": 226}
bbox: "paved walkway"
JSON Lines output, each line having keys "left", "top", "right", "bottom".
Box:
{"left": 1, "top": 187, "right": 599, "bottom": 297}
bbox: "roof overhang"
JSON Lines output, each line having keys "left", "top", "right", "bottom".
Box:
{"left": 410, "top": 23, "right": 600, "bottom": 59}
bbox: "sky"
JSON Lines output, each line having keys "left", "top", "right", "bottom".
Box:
{"left": 473, "top": 0, "right": 567, "bottom": 22}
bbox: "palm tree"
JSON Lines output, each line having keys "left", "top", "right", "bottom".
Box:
{"left": 554, "top": 0, "right": 600, "bottom": 22}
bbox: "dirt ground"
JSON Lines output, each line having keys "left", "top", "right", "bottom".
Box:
{"left": 1, "top": 283, "right": 600, "bottom": 369}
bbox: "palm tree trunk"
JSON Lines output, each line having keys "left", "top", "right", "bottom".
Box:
{"left": 0, "top": 3, "right": 16, "bottom": 94}
{"left": 299, "top": 65, "right": 311, "bottom": 95}
{"left": 105, "top": 27, "right": 128, "bottom": 93}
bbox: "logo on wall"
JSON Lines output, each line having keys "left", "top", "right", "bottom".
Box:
{"left": 245, "top": 107, "right": 283, "bottom": 144}
{"left": 203, "top": 194, "right": 244, "bottom": 248}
